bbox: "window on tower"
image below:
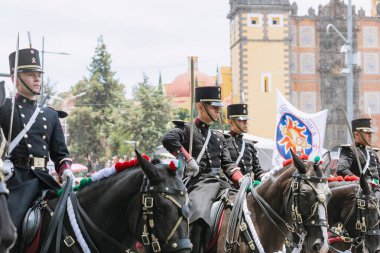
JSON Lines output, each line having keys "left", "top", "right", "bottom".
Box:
{"left": 364, "top": 92, "right": 380, "bottom": 114}
{"left": 261, "top": 72, "right": 272, "bottom": 93}
{"left": 247, "top": 14, "right": 262, "bottom": 27}
{"left": 268, "top": 14, "right": 283, "bottom": 27}
{"left": 264, "top": 77, "right": 269, "bottom": 92}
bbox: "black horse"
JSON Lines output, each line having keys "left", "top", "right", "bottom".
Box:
{"left": 24, "top": 151, "right": 192, "bottom": 253}
{"left": 328, "top": 176, "right": 380, "bottom": 253}
{"left": 0, "top": 125, "right": 17, "bottom": 253}
{"left": 0, "top": 170, "right": 17, "bottom": 253}
{"left": 216, "top": 151, "right": 331, "bottom": 252}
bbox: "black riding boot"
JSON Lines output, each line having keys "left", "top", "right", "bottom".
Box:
{"left": 190, "top": 220, "right": 205, "bottom": 253}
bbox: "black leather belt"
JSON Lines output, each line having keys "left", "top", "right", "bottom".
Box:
{"left": 12, "top": 157, "right": 47, "bottom": 168}
{"left": 201, "top": 167, "right": 221, "bottom": 177}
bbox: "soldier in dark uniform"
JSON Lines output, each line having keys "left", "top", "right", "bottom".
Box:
{"left": 3, "top": 48, "right": 75, "bottom": 251}
{"left": 162, "top": 86, "right": 243, "bottom": 252}
{"left": 225, "top": 103, "right": 265, "bottom": 179}
{"left": 337, "top": 118, "right": 380, "bottom": 180}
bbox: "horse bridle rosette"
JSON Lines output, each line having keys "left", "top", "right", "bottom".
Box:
{"left": 141, "top": 178, "right": 192, "bottom": 253}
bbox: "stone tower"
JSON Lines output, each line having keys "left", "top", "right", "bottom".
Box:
{"left": 228, "top": 0, "right": 292, "bottom": 139}
{"left": 317, "top": 0, "right": 360, "bottom": 149}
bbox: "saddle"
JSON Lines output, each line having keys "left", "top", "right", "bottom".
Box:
{"left": 20, "top": 190, "right": 51, "bottom": 251}
{"left": 204, "top": 188, "right": 234, "bottom": 251}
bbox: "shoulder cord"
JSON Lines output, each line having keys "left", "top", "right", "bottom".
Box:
{"left": 196, "top": 129, "right": 211, "bottom": 164}
{"left": 235, "top": 140, "right": 245, "bottom": 166}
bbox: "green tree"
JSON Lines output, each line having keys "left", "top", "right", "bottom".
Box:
{"left": 128, "top": 74, "right": 173, "bottom": 154}
{"left": 173, "top": 107, "right": 190, "bottom": 121}
{"left": 69, "top": 35, "right": 126, "bottom": 162}
{"left": 42, "top": 76, "right": 57, "bottom": 97}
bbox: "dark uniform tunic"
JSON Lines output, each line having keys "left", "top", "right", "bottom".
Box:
{"left": 337, "top": 143, "right": 380, "bottom": 180}
{"left": 1, "top": 94, "right": 70, "bottom": 232}
{"left": 162, "top": 118, "right": 237, "bottom": 227}
{"left": 225, "top": 131, "right": 264, "bottom": 179}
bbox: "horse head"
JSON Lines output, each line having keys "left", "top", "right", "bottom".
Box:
{"left": 350, "top": 174, "right": 380, "bottom": 253}
{"left": 288, "top": 150, "right": 331, "bottom": 253}
{"left": 136, "top": 150, "right": 192, "bottom": 253}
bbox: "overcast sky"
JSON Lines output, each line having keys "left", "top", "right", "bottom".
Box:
{"left": 0, "top": 0, "right": 372, "bottom": 97}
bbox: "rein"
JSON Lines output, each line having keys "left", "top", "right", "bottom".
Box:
{"left": 252, "top": 172, "right": 328, "bottom": 249}
{"left": 225, "top": 176, "right": 252, "bottom": 252}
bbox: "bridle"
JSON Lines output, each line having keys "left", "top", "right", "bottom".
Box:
{"left": 331, "top": 189, "right": 380, "bottom": 249}
{"left": 252, "top": 171, "right": 329, "bottom": 248}
{"left": 290, "top": 173, "right": 329, "bottom": 229}
{"left": 140, "top": 176, "right": 193, "bottom": 252}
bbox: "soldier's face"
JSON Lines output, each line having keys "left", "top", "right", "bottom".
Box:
{"left": 230, "top": 119, "right": 248, "bottom": 133}
{"left": 355, "top": 131, "right": 372, "bottom": 146}
{"left": 198, "top": 103, "right": 221, "bottom": 123}
{"left": 15, "top": 72, "right": 41, "bottom": 95}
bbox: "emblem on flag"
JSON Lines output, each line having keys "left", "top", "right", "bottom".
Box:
{"left": 273, "top": 90, "right": 328, "bottom": 166}
{"left": 276, "top": 113, "right": 312, "bottom": 159}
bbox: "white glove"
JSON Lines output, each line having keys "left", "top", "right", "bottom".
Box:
{"left": 61, "top": 169, "right": 76, "bottom": 187}
{"left": 186, "top": 158, "right": 200, "bottom": 177}
{"left": 261, "top": 172, "right": 270, "bottom": 182}
{"left": 1, "top": 159, "right": 14, "bottom": 181}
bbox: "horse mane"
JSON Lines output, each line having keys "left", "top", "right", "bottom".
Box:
{"left": 77, "top": 166, "right": 143, "bottom": 196}
{"left": 256, "top": 164, "right": 296, "bottom": 195}
{"left": 328, "top": 181, "right": 359, "bottom": 188}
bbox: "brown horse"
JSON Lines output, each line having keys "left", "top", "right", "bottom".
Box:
{"left": 213, "top": 151, "right": 331, "bottom": 252}
{"left": 328, "top": 176, "right": 380, "bottom": 253}
{"left": 21, "top": 151, "right": 192, "bottom": 253}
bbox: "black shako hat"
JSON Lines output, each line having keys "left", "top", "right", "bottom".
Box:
{"left": 227, "top": 103, "right": 250, "bottom": 120}
{"left": 195, "top": 86, "right": 223, "bottom": 107}
{"left": 352, "top": 118, "right": 374, "bottom": 133}
{"left": 9, "top": 48, "right": 43, "bottom": 74}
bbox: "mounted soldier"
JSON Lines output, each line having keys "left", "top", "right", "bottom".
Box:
{"left": 337, "top": 118, "right": 380, "bottom": 180}
{"left": 162, "top": 86, "right": 243, "bottom": 252}
{"left": 224, "top": 103, "right": 265, "bottom": 180}
{"left": 3, "top": 47, "right": 75, "bottom": 252}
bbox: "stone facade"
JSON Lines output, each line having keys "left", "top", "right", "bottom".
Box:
{"left": 229, "top": 0, "right": 380, "bottom": 149}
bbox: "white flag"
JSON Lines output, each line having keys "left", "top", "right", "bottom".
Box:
{"left": 272, "top": 90, "right": 328, "bottom": 166}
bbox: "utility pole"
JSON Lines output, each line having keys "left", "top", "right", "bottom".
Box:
{"left": 40, "top": 36, "right": 70, "bottom": 99}
{"left": 326, "top": 0, "right": 354, "bottom": 143}
{"left": 347, "top": 0, "right": 354, "bottom": 143}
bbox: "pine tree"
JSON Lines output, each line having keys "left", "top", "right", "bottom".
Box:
{"left": 127, "top": 74, "right": 173, "bottom": 154}
{"left": 69, "top": 36, "right": 126, "bottom": 163}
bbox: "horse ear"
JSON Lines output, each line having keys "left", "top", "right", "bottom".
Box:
{"left": 359, "top": 174, "right": 371, "bottom": 196}
{"left": 313, "top": 163, "right": 323, "bottom": 178}
{"left": 135, "top": 149, "right": 160, "bottom": 184}
{"left": 290, "top": 149, "right": 306, "bottom": 174}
